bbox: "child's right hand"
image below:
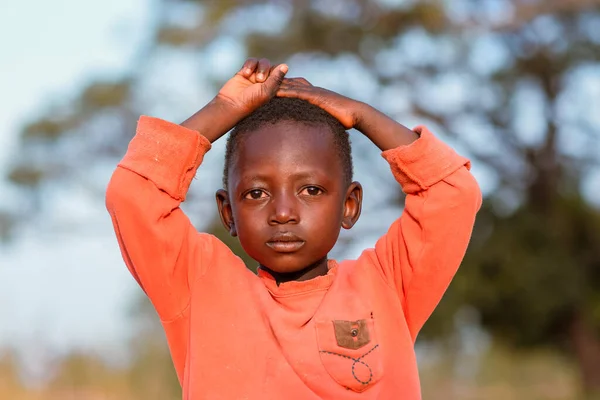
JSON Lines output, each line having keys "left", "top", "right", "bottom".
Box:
{"left": 216, "top": 58, "right": 289, "bottom": 115}
{"left": 181, "top": 58, "right": 288, "bottom": 142}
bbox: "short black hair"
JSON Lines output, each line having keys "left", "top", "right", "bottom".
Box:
{"left": 223, "top": 97, "right": 353, "bottom": 189}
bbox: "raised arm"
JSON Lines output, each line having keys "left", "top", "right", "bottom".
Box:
{"left": 107, "top": 59, "right": 288, "bottom": 379}
{"left": 374, "top": 128, "right": 481, "bottom": 341}
{"left": 106, "top": 117, "right": 213, "bottom": 321}
{"left": 277, "top": 80, "right": 482, "bottom": 341}
{"left": 106, "top": 59, "right": 288, "bottom": 321}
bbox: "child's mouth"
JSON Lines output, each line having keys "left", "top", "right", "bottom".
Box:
{"left": 266, "top": 232, "right": 305, "bottom": 253}
{"left": 266, "top": 240, "right": 305, "bottom": 252}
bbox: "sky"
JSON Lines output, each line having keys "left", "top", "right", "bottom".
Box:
{"left": 0, "top": 0, "right": 151, "bottom": 360}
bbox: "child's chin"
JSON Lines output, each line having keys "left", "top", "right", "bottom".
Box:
{"left": 259, "top": 255, "right": 328, "bottom": 275}
{"left": 261, "top": 261, "right": 307, "bottom": 274}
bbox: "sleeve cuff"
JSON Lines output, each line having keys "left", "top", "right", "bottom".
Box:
{"left": 118, "top": 116, "right": 212, "bottom": 201}
{"left": 381, "top": 126, "right": 471, "bottom": 194}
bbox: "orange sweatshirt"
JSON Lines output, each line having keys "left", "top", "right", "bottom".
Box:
{"left": 106, "top": 116, "right": 481, "bottom": 399}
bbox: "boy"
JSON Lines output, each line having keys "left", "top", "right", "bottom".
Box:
{"left": 106, "top": 58, "right": 481, "bottom": 399}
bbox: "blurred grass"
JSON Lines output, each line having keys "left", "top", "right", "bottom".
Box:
{"left": 1, "top": 343, "right": 584, "bottom": 400}
{"left": 420, "top": 344, "right": 580, "bottom": 400}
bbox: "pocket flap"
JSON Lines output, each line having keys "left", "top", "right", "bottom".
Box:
{"left": 333, "top": 319, "right": 370, "bottom": 350}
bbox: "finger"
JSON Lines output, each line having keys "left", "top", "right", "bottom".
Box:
{"left": 295, "top": 77, "right": 313, "bottom": 86}
{"left": 281, "top": 77, "right": 301, "bottom": 84}
{"left": 263, "top": 64, "right": 289, "bottom": 94}
{"left": 280, "top": 77, "right": 313, "bottom": 88}
{"left": 256, "top": 58, "right": 271, "bottom": 82}
{"left": 276, "top": 86, "right": 313, "bottom": 101}
{"left": 278, "top": 82, "right": 319, "bottom": 95}
{"left": 265, "top": 65, "right": 282, "bottom": 83}
{"left": 280, "top": 78, "right": 298, "bottom": 86}
{"left": 279, "top": 79, "right": 300, "bottom": 89}
{"left": 239, "top": 58, "right": 258, "bottom": 77}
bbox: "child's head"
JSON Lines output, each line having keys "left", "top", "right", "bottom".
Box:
{"left": 216, "top": 98, "right": 363, "bottom": 275}
{"left": 223, "top": 98, "right": 353, "bottom": 188}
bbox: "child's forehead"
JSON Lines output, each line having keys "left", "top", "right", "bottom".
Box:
{"left": 241, "top": 120, "right": 333, "bottom": 149}
{"left": 232, "top": 122, "right": 339, "bottom": 173}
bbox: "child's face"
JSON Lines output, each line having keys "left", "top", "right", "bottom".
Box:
{"left": 217, "top": 121, "right": 362, "bottom": 275}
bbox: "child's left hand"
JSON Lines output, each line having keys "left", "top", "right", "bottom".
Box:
{"left": 277, "top": 78, "right": 363, "bottom": 129}
{"left": 278, "top": 77, "right": 418, "bottom": 150}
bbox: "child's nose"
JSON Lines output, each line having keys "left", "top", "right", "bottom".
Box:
{"left": 269, "top": 194, "right": 299, "bottom": 225}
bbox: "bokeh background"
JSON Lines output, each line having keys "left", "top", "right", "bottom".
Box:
{"left": 1, "top": 0, "right": 600, "bottom": 399}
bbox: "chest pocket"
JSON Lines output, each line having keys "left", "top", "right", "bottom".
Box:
{"left": 315, "top": 314, "right": 383, "bottom": 392}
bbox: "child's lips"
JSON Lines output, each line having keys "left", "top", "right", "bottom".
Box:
{"left": 266, "top": 232, "right": 305, "bottom": 253}
{"left": 266, "top": 241, "right": 305, "bottom": 252}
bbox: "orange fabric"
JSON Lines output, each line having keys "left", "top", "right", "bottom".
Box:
{"left": 106, "top": 116, "right": 482, "bottom": 399}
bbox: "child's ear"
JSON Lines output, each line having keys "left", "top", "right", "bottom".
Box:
{"left": 342, "top": 182, "right": 362, "bottom": 230}
{"left": 216, "top": 189, "right": 237, "bottom": 237}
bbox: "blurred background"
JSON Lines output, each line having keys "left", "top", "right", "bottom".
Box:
{"left": 1, "top": 0, "right": 600, "bottom": 399}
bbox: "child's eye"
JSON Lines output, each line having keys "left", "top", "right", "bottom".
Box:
{"left": 244, "top": 189, "right": 268, "bottom": 200}
{"left": 300, "top": 186, "right": 323, "bottom": 196}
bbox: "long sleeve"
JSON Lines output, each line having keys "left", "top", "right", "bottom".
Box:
{"left": 105, "top": 116, "right": 220, "bottom": 322}
{"left": 371, "top": 126, "right": 482, "bottom": 342}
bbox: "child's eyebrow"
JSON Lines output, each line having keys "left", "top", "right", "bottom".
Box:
{"left": 238, "top": 173, "right": 271, "bottom": 183}
{"left": 237, "top": 170, "right": 331, "bottom": 187}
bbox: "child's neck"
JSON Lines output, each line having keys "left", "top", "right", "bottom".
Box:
{"left": 261, "top": 256, "right": 329, "bottom": 286}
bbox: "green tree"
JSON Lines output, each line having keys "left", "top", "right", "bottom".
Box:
{"left": 5, "top": 0, "right": 600, "bottom": 396}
